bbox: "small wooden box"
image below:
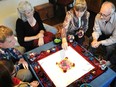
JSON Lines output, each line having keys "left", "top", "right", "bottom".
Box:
{"left": 34, "top": 3, "right": 54, "bottom": 20}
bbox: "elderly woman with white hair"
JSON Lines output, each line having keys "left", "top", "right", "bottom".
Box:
{"left": 16, "top": 0, "right": 57, "bottom": 51}
{"left": 61, "top": 0, "right": 90, "bottom": 50}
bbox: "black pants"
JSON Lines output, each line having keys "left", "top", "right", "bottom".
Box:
{"left": 74, "top": 35, "right": 85, "bottom": 45}
{"left": 89, "top": 33, "right": 116, "bottom": 60}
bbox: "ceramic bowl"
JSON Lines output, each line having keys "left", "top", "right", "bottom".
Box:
{"left": 80, "top": 83, "right": 93, "bottom": 87}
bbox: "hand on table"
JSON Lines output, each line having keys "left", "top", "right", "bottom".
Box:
{"left": 19, "top": 58, "right": 28, "bottom": 69}
{"left": 62, "top": 37, "right": 68, "bottom": 50}
{"left": 62, "top": 41, "right": 68, "bottom": 50}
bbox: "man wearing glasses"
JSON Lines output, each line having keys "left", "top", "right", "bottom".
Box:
{"left": 90, "top": 1, "right": 116, "bottom": 66}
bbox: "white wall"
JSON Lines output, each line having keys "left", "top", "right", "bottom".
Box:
{"left": 0, "top": 0, "right": 48, "bottom": 24}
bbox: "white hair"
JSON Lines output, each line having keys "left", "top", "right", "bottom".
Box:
{"left": 17, "top": 0, "right": 34, "bottom": 22}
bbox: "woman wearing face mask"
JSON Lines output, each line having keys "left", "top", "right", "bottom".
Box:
{"left": 61, "top": 0, "right": 90, "bottom": 50}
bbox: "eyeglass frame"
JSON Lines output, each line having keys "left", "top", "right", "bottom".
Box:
{"left": 98, "top": 12, "right": 111, "bottom": 17}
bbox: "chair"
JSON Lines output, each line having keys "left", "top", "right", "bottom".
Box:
{"left": 56, "top": 0, "right": 74, "bottom": 13}
{"left": 3, "top": 12, "right": 26, "bottom": 54}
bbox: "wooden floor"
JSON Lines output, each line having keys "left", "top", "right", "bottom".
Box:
{"left": 43, "top": 16, "right": 64, "bottom": 26}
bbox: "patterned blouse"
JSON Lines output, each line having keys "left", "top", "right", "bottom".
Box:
{"left": 62, "top": 9, "right": 90, "bottom": 37}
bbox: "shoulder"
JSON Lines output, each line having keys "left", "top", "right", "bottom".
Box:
{"left": 111, "top": 12, "right": 116, "bottom": 21}
{"left": 0, "top": 49, "right": 5, "bottom": 54}
{"left": 34, "top": 11, "right": 40, "bottom": 18}
{"left": 16, "top": 18, "right": 24, "bottom": 24}
{"left": 66, "top": 9, "right": 74, "bottom": 16}
{"left": 86, "top": 11, "right": 90, "bottom": 17}
{"left": 33, "top": 11, "right": 42, "bottom": 21}
{"left": 95, "top": 13, "right": 101, "bottom": 21}
{"left": 16, "top": 18, "right": 25, "bottom": 29}
{"left": 34, "top": 11, "right": 39, "bottom": 15}
{"left": 83, "top": 11, "right": 90, "bottom": 19}
{"left": 65, "top": 9, "right": 74, "bottom": 21}
{"left": 112, "top": 12, "right": 116, "bottom": 16}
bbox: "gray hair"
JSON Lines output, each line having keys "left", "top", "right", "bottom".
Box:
{"left": 102, "top": 1, "right": 115, "bottom": 14}
{"left": 17, "top": 0, "right": 34, "bottom": 22}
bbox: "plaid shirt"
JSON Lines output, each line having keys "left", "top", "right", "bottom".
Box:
{"left": 0, "top": 48, "right": 23, "bottom": 63}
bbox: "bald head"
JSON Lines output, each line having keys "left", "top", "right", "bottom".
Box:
{"left": 101, "top": 1, "right": 115, "bottom": 14}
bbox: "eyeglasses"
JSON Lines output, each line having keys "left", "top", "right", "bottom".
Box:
{"left": 99, "top": 12, "right": 111, "bottom": 17}
{"left": 24, "top": 9, "right": 33, "bottom": 14}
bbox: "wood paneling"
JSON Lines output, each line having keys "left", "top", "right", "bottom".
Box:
{"left": 86, "top": 0, "right": 103, "bottom": 13}
{"left": 35, "top": 3, "right": 54, "bottom": 20}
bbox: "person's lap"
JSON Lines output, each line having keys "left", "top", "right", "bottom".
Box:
{"left": 16, "top": 69, "right": 33, "bottom": 82}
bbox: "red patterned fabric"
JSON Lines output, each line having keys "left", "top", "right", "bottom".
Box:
{"left": 12, "top": 77, "right": 21, "bottom": 86}
{"left": 33, "top": 31, "right": 55, "bottom": 46}
{"left": 44, "top": 31, "right": 55, "bottom": 43}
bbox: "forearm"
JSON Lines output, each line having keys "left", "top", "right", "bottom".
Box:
{"left": 61, "top": 11, "right": 71, "bottom": 37}
{"left": 62, "top": 37, "right": 67, "bottom": 43}
{"left": 61, "top": 27, "right": 67, "bottom": 38}
{"left": 38, "top": 30, "right": 44, "bottom": 39}
{"left": 24, "top": 30, "right": 44, "bottom": 42}
{"left": 100, "top": 37, "right": 116, "bottom": 46}
{"left": 24, "top": 36, "right": 38, "bottom": 42}
{"left": 92, "top": 32, "right": 100, "bottom": 41}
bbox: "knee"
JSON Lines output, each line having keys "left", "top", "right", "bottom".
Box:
{"left": 50, "top": 28, "right": 58, "bottom": 34}
{"left": 16, "top": 69, "right": 33, "bottom": 82}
